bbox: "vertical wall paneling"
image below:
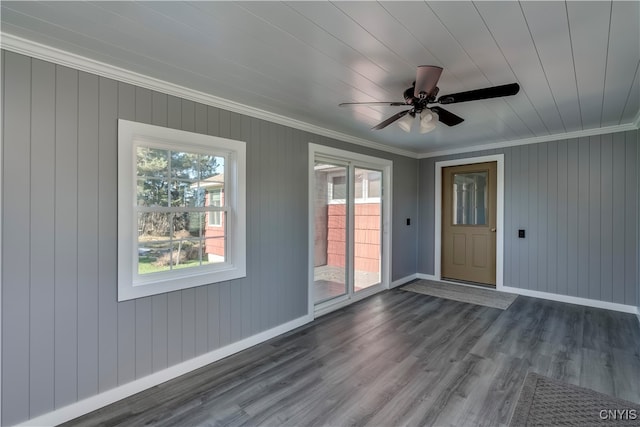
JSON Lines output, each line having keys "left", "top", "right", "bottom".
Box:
{"left": 520, "top": 145, "right": 530, "bottom": 288}
{"left": 248, "top": 117, "right": 262, "bottom": 336}
{"left": 577, "top": 137, "right": 590, "bottom": 299}
{"left": 116, "top": 82, "right": 136, "bottom": 385}
{"left": 207, "top": 284, "right": 220, "bottom": 352}
{"left": 588, "top": 137, "right": 602, "bottom": 300}
{"left": 556, "top": 140, "right": 569, "bottom": 296}
{"left": 546, "top": 142, "right": 558, "bottom": 295}
{"left": 54, "top": 64, "right": 79, "bottom": 409}
{"left": 134, "top": 87, "right": 153, "bottom": 380}
{"left": 503, "top": 147, "right": 513, "bottom": 287}
{"left": 151, "top": 91, "right": 169, "bottom": 372}
{"left": 2, "top": 51, "right": 32, "bottom": 427}
{"left": 637, "top": 130, "right": 640, "bottom": 313}
{"left": 566, "top": 139, "right": 580, "bottom": 297}
{"left": 181, "top": 289, "right": 196, "bottom": 361}
{"left": 537, "top": 143, "right": 548, "bottom": 293}
{"left": 77, "top": 71, "right": 100, "bottom": 400}
{"left": 240, "top": 116, "right": 253, "bottom": 338}
{"left": 29, "top": 58, "right": 56, "bottom": 418}
{"left": 167, "top": 291, "right": 183, "bottom": 366}
{"left": 600, "top": 134, "right": 613, "bottom": 302}
{"left": 418, "top": 130, "right": 639, "bottom": 306}
{"left": 624, "top": 132, "right": 638, "bottom": 305}
{"left": 611, "top": 132, "right": 627, "bottom": 303}
{"left": 97, "top": 76, "right": 119, "bottom": 393}
{"left": 528, "top": 144, "right": 538, "bottom": 291}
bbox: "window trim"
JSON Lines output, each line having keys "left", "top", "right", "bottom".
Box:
{"left": 328, "top": 169, "right": 382, "bottom": 205}
{"left": 118, "top": 119, "right": 246, "bottom": 301}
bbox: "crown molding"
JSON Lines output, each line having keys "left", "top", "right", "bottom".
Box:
{"left": 417, "top": 121, "right": 640, "bottom": 159}
{"left": 0, "top": 32, "right": 418, "bottom": 159}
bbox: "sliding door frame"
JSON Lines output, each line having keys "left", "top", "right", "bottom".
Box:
{"left": 308, "top": 144, "right": 393, "bottom": 318}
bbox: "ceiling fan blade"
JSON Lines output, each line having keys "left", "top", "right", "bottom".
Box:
{"left": 414, "top": 65, "right": 443, "bottom": 98}
{"left": 372, "top": 110, "right": 411, "bottom": 130}
{"left": 437, "top": 83, "right": 520, "bottom": 104}
{"left": 430, "top": 106, "right": 464, "bottom": 127}
{"left": 339, "top": 101, "right": 407, "bottom": 107}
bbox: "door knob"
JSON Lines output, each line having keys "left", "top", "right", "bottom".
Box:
{"left": 490, "top": 228, "right": 496, "bottom": 232}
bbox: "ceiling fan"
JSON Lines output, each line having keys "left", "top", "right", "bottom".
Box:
{"left": 339, "top": 65, "right": 520, "bottom": 133}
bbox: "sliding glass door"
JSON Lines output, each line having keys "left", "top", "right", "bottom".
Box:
{"left": 311, "top": 150, "right": 389, "bottom": 311}
{"left": 313, "top": 160, "right": 348, "bottom": 304}
{"left": 353, "top": 167, "right": 382, "bottom": 293}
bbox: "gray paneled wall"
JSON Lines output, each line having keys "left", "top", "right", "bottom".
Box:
{"left": 1, "top": 50, "right": 418, "bottom": 426}
{"left": 418, "top": 131, "right": 639, "bottom": 306}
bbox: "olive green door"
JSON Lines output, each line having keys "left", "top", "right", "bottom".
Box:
{"left": 441, "top": 162, "right": 497, "bottom": 286}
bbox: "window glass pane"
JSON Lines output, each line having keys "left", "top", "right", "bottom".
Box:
{"left": 199, "top": 155, "right": 224, "bottom": 180}
{"left": 173, "top": 212, "right": 203, "bottom": 238}
{"left": 332, "top": 176, "right": 346, "bottom": 199}
{"left": 204, "top": 220, "right": 226, "bottom": 264}
{"left": 197, "top": 155, "right": 224, "bottom": 204}
{"left": 170, "top": 151, "right": 199, "bottom": 180}
{"left": 138, "top": 240, "right": 172, "bottom": 275}
{"left": 170, "top": 180, "right": 198, "bottom": 207}
{"left": 137, "top": 147, "right": 168, "bottom": 178}
{"left": 207, "top": 189, "right": 223, "bottom": 226}
{"left": 170, "top": 239, "right": 204, "bottom": 270}
{"left": 137, "top": 178, "right": 169, "bottom": 207}
{"left": 368, "top": 171, "right": 381, "bottom": 198}
{"left": 314, "top": 161, "right": 348, "bottom": 303}
{"left": 453, "top": 172, "right": 488, "bottom": 225}
{"left": 354, "top": 171, "right": 364, "bottom": 199}
{"left": 138, "top": 212, "right": 171, "bottom": 238}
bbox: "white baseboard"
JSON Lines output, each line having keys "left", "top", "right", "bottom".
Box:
{"left": 390, "top": 273, "right": 419, "bottom": 289}
{"left": 416, "top": 273, "right": 438, "bottom": 281}
{"left": 16, "top": 314, "right": 313, "bottom": 427}
{"left": 501, "top": 286, "right": 638, "bottom": 314}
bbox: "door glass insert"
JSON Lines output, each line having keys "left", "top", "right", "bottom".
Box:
{"left": 453, "top": 171, "right": 488, "bottom": 225}
{"left": 354, "top": 168, "right": 382, "bottom": 291}
{"left": 313, "top": 162, "right": 348, "bottom": 303}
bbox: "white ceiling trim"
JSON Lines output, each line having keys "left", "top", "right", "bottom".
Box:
{"left": 418, "top": 120, "right": 639, "bottom": 159}
{"left": 0, "top": 32, "right": 417, "bottom": 159}
{"left": 2, "top": 32, "right": 637, "bottom": 161}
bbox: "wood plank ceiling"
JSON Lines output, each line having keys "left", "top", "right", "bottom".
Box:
{"left": 1, "top": 1, "right": 638, "bottom": 155}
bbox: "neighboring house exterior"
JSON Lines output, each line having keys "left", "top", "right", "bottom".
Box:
{"left": 200, "top": 175, "right": 225, "bottom": 262}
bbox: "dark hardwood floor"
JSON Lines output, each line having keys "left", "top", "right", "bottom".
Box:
{"left": 62, "top": 289, "right": 640, "bottom": 427}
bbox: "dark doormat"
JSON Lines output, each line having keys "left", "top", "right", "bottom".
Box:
{"left": 510, "top": 372, "right": 640, "bottom": 426}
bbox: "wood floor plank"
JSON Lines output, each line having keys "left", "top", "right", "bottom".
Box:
{"left": 61, "top": 290, "right": 640, "bottom": 427}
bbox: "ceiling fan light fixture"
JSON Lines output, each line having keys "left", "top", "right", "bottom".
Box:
{"left": 419, "top": 110, "right": 438, "bottom": 133}
{"left": 397, "top": 113, "right": 414, "bottom": 132}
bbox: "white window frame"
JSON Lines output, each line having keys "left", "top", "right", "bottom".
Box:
{"left": 328, "top": 169, "right": 381, "bottom": 204}
{"left": 118, "top": 119, "right": 246, "bottom": 301}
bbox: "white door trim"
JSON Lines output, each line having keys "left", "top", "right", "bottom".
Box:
{"left": 308, "top": 143, "right": 393, "bottom": 318}
{"left": 434, "top": 154, "right": 505, "bottom": 290}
